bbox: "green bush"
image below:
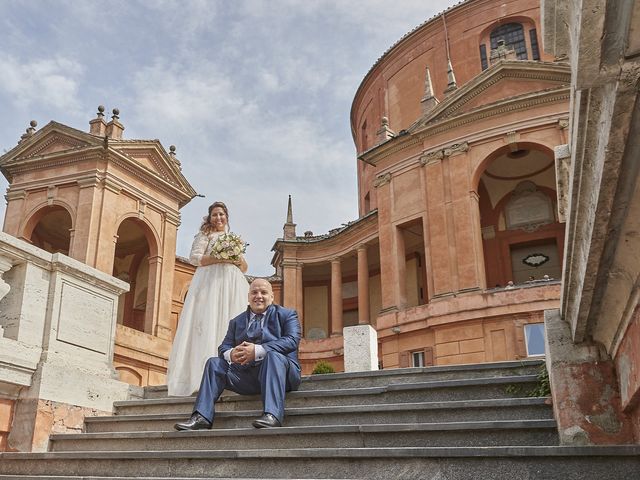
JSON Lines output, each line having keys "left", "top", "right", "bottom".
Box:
{"left": 311, "top": 360, "right": 335, "bottom": 375}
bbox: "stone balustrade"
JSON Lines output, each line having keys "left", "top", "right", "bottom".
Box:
{"left": 0, "top": 232, "right": 135, "bottom": 451}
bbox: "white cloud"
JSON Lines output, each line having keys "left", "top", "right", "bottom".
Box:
{"left": 0, "top": 54, "right": 84, "bottom": 111}
{"left": 0, "top": 0, "right": 459, "bottom": 275}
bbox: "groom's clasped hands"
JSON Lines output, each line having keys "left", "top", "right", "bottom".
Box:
{"left": 231, "top": 341, "right": 255, "bottom": 365}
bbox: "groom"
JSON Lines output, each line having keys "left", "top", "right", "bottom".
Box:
{"left": 174, "top": 278, "right": 302, "bottom": 430}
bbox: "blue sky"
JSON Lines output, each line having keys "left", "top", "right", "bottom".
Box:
{"left": 0, "top": 0, "right": 454, "bottom": 276}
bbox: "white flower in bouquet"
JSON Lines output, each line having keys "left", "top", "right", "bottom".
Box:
{"left": 210, "top": 232, "right": 247, "bottom": 262}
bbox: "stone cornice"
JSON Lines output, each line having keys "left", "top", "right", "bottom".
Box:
{"left": 271, "top": 211, "right": 380, "bottom": 265}
{"left": 415, "top": 61, "right": 571, "bottom": 125}
{"left": 100, "top": 173, "right": 182, "bottom": 221}
{"left": 1, "top": 148, "right": 105, "bottom": 180}
{"left": 0, "top": 121, "right": 103, "bottom": 167}
{"left": 0, "top": 121, "right": 197, "bottom": 207}
{"left": 107, "top": 154, "right": 194, "bottom": 207}
{"left": 359, "top": 86, "right": 569, "bottom": 166}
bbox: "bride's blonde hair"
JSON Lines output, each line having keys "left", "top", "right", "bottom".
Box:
{"left": 200, "top": 201, "right": 229, "bottom": 235}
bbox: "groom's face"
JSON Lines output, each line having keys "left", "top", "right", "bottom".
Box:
{"left": 248, "top": 279, "right": 274, "bottom": 314}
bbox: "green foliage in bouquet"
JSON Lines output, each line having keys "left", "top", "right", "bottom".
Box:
{"left": 210, "top": 232, "right": 246, "bottom": 262}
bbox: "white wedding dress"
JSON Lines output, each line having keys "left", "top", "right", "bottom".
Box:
{"left": 167, "top": 231, "right": 249, "bottom": 396}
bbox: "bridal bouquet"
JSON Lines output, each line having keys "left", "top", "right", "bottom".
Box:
{"left": 210, "top": 232, "right": 247, "bottom": 262}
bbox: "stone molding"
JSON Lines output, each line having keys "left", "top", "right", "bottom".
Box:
{"left": 443, "top": 142, "right": 469, "bottom": 157}
{"left": 5, "top": 189, "right": 26, "bottom": 202}
{"left": 420, "top": 141, "right": 469, "bottom": 167}
{"left": 76, "top": 175, "right": 102, "bottom": 189}
{"left": 422, "top": 62, "right": 571, "bottom": 123}
{"left": 102, "top": 177, "right": 122, "bottom": 195}
{"left": 419, "top": 149, "right": 444, "bottom": 166}
{"left": 361, "top": 88, "right": 569, "bottom": 166}
{"left": 23, "top": 134, "right": 89, "bottom": 159}
{"left": 373, "top": 173, "right": 392, "bottom": 188}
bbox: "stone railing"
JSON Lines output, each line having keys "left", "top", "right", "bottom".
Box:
{"left": 0, "top": 232, "right": 135, "bottom": 451}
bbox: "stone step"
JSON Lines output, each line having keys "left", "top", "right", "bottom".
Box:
{"left": 50, "top": 420, "right": 558, "bottom": 452}
{"left": 1, "top": 446, "right": 639, "bottom": 479}
{"left": 144, "top": 360, "right": 544, "bottom": 398}
{"left": 0, "top": 475, "right": 316, "bottom": 480}
{"left": 86, "top": 397, "right": 552, "bottom": 433}
{"left": 0, "top": 478, "right": 337, "bottom": 480}
{"left": 115, "top": 375, "right": 540, "bottom": 415}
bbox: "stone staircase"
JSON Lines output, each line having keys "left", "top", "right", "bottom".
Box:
{"left": 1, "top": 359, "right": 639, "bottom": 479}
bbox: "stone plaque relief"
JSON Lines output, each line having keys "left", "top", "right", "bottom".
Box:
{"left": 55, "top": 280, "right": 114, "bottom": 354}
{"left": 505, "top": 182, "right": 554, "bottom": 231}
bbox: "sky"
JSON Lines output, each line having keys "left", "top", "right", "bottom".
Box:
{"left": 0, "top": 0, "right": 455, "bottom": 276}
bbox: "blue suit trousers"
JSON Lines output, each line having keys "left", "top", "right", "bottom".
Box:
{"left": 193, "top": 351, "right": 301, "bottom": 424}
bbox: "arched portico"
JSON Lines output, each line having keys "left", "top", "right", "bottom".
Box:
{"left": 112, "top": 216, "right": 160, "bottom": 334}
{"left": 473, "top": 143, "right": 564, "bottom": 288}
{"left": 22, "top": 203, "right": 74, "bottom": 255}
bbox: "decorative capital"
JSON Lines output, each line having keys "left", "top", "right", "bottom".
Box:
{"left": 443, "top": 141, "right": 469, "bottom": 157}
{"left": 77, "top": 176, "right": 100, "bottom": 189}
{"left": 165, "top": 210, "right": 181, "bottom": 227}
{"left": 373, "top": 172, "right": 392, "bottom": 188}
{"left": 419, "top": 149, "right": 444, "bottom": 166}
{"left": 102, "top": 177, "right": 122, "bottom": 194}
{"left": 5, "top": 189, "right": 27, "bottom": 202}
{"left": 558, "top": 118, "right": 569, "bottom": 129}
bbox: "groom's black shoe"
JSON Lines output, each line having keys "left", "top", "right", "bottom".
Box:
{"left": 252, "top": 413, "right": 281, "bottom": 428}
{"left": 174, "top": 412, "right": 212, "bottom": 431}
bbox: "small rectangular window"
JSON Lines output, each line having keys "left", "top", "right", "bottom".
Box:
{"left": 480, "top": 44, "right": 488, "bottom": 70}
{"left": 529, "top": 29, "right": 540, "bottom": 61}
{"left": 412, "top": 351, "right": 425, "bottom": 367}
{"left": 524, "top": 323, "right": 545, "bottom": 356}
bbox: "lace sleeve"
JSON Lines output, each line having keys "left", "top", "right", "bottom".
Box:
{"left": 188, "top": 232, "right": 210, "bottom": 266}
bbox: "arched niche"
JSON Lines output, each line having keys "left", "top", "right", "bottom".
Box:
{"left": 475, "top": 145, "right": 564, "bottom": 288}
{"left": 23, "top": 204, "right": 73, "bottom": 255}
{"left": 113, "top": 217, "right": 157, "bottom": 333}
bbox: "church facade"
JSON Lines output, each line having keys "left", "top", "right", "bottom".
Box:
{"left": 272, "top": 0, "right": 569, "bottom": 373}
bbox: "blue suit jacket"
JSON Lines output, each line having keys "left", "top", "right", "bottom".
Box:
{"left": 218, "top": 304, "right": 301, "bottom": 369}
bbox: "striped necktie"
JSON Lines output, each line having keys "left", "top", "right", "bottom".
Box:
{"left": 246, "top": 313, "right": 263, "bottom": 341}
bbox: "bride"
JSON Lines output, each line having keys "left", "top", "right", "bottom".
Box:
{"left": 167, "top": 201, "right": 249, "bottom": 396}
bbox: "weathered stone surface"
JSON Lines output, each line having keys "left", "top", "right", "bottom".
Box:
{"left": 343, "top": 324, "right": 378, "bottom": 372}
{"left": 545, "top": 309, "right": 634, "bottom": 445}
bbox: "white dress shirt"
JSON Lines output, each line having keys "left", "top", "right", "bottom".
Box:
{"left": 223, "top": 311, "right": 267, "bottom": 363}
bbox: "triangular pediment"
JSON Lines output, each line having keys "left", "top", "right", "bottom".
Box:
{"left": 110, "top": 143, "right": 181, "bottom": 187}
{"left": 410, "top": 60, "right": 571, "bottom": 132}
{"left": 0, "top": 121, "right": 102, "bottom": 169}
{"left": 108, "top": 141, "right": 196, "bottom": 201}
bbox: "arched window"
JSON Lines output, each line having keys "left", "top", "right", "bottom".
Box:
{"left": 490, "top": 23, "right": 527, "bottom": 60}
{"left": 480, "top": 21, "right": 541, "bottom": 70}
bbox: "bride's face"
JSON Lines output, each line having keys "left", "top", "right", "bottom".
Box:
{"left": 209, "top": 207, "right": 228, "bottom": 232}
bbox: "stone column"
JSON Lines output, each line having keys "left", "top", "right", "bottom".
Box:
{"left": 374, "top": 174, "right": 397, "bottom": 311}
{"left": 295, "top": 263, "right": 304, "bottom": 332}
{"left": 0, "top": 257, "right": 12, "bottom": 337}
{"left": 330, "top": 258, "right": 343, "bottom": 336}
{"left": 395, "top": 226, "right": 407, "bottom": 309}
{"left": 144, "top": 255, "right": 162, "bottom": 334}
{"left": 281, "top": 260, "right": 297, "bottom": 309}
{"left": 357, "top": 245, "right": 370, "bottom": 324}
{"left": 155, "top": 213, "right": 179, "bottom": 340}
{"left": 70, "top": 177, "right": 101, "bottom": 266}
{"left": 2, "top": 189, "right": 26, "bottom": 238}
